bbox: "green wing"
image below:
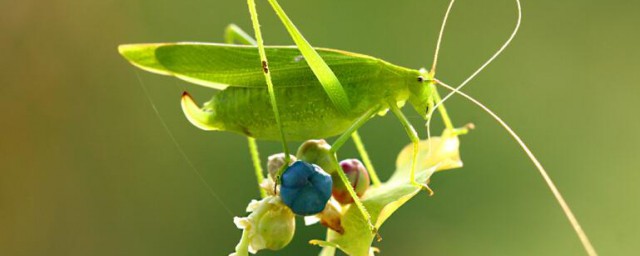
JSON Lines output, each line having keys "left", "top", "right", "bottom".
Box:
{"left": 118, "top": 43, "right": 383, "bottom": 90}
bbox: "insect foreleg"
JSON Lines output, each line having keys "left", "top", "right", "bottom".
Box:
{"left": 389, "top": 103, "right": 434, "bottom": 195}
{"left": 351, "top": 131, "right": 382, "bottom": 187}
{"left": 431, "top": 84, "right": 454, "bottom": 130}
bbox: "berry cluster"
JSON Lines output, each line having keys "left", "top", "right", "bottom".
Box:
{"left": 275, "top": 140, "right": 371, "bottom": 216}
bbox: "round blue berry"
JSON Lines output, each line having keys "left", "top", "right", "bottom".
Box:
{"left": 279, "top": 161, "right": 333, "bottom": 216}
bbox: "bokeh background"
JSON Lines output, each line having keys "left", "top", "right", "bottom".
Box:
{"left": 2, "top": 0, "right": 639, "bottom": 255}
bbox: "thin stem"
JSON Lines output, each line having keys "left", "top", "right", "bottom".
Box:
{"left": 319, "top": 229, "right": 337, "bottom": 256}
{"left": 246, "top": 0, "right": 291, "bottom": 163}
{"left": 233, "top": 226, "right": 251, "bottom": 256}
{"left": 351, "top": 131, "right": 382, "bottom": 186}
{"left": 226, "top": 27, "right": 266, "bottom": 198}
{"left": 436, "top": 80, "right": 598, "bottom": 256}
{"left": 247, "top": 137, "right": 267, "bottom": 198}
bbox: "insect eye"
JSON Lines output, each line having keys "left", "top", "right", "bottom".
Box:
{"left": 417, "top": 76, "right": 425, "bottom": 82}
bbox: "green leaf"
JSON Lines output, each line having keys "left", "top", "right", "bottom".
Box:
{"left": 312, "top": 131, "right": 463, "bottom": 256}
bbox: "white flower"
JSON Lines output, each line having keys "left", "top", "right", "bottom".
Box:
{"left": 230, "top": 196, "right": 295, "bottom": 256}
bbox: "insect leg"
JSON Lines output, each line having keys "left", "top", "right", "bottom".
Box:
{"left": 265, "top": 0, "right": 351, "bottom": 115}
{"left": 329, "top": 107, "right": 380, "bottom": 239}
{"left": 222, "top": 24, "right": 267, "bottom": 198}
{"left": 224, "top": 24, "right": 257, "bottom": 46}
{"left": 389, "top": 103, "right": 434, "bottom": 195}
{"left": 351, "top": 131, "right": 382, "bottom": 186}
{"left": 431, "top": 83, "right": 454, "bottom": 130}
{"left": 246, "top": 0, "right": 293, "bottom": 184}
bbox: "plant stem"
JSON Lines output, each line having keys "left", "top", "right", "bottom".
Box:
{"left": 247, "top": 137, "right": 267, "bottom": 198}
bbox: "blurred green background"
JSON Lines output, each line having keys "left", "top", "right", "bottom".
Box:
{"left": 2, "top": 0, "right": 639, "bottom": 255}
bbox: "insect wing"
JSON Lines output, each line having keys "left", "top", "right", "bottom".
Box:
{"left": 118, "top": 43, "right": 381, "bottom": 91}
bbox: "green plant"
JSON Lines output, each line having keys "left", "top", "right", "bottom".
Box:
{"left": 118, "top": 0, "right": 597, "bottom": 255}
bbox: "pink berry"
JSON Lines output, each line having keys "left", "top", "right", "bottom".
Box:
{"left": 332, "top": 159, "right": 370, "bottom": 204}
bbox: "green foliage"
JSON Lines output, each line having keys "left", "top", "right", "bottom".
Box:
{"left": 118, "top": 2, "right": 467, "bottom": 255}
{"left": 310, "top": 130, "right": 463, "bottom": 256}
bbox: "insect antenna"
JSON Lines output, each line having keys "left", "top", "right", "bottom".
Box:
{"left": 435, "top": 80, "right": 598, "bottom": 256}
{"left": 134, "top": 71, "right": 235, "bottom": 217}
{"left": 432, "top": 0, "right": 522, "bottom": 109}
{"left": 428, "top": 0, "right": 598, "bottom": 254}
{"left": 430, "top": 0, "right": 456, "bottom": 76}
{"left": 423, "top": 0, "right": 456, "bottom": 165}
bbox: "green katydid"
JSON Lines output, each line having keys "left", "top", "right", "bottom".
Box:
{"left": 118, "top": 0, "right": 598, "bottom": 255}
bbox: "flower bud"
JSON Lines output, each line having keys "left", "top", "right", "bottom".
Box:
{"left": 296, "top": 140, "right": 337, "bottom": 174}
{"left": 252, "top": 200, "right": 295, "bottom": 250}
{"left": 279, "top": 161, "right": 333, "bottom": 215}
{"left": 332, "top": 159, "right": 371, "bottom": 205}
{"left": 232, "top": 196, "right": 295, "bottom": 255}
{"left": 267, "top": 153, "right": 297, "bottom": 180}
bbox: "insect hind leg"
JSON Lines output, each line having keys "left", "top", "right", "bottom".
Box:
{"left": 329, "top": 107, "right": 381, "bottom": 239}
{"left": 351, "top": 131, "right": 382, "bottom": 186}
{"left": 221, "top": 23, "right": 270, "bottom": 198}
{"left": 246, "top": 0, "right": 293, "bottom": 184}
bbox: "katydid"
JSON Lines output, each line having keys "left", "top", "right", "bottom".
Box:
{"left": 120, "top": 44, "right": 431, "bottom": 141}
{"left": 118, "top": 0, "right": 597, "bottom": 255}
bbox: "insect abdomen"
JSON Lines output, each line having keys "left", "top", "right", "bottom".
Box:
{"left": 181, "top": 59, "right": 417, "bottom": 140}
{"left": 209, "top": 85, "right": 364, "bottom": 140}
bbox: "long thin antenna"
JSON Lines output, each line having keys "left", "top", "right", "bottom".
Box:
{"left": 436, "top": 80, "right": 598, "bottom": 256}
{"left": 433, "top": 0, "right": 522, "bottom": 111}
{"left": 431, "top": 0, "right": 456, "bottom": 75}
{"left": 424, "top": 0, "right": 456, "bottom": 163}
{"left": 134, "top": 72, "right": 234, "bottom": 217}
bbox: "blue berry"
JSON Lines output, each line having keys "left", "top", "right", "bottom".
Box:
{"left": 279, "top": 161, "right": 333, "bottom": 216}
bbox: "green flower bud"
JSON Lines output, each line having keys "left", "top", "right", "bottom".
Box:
{"left": 254, "top": 201, "right": 295, "bottom": 250}
{"left": 296, "top": 139, "right": 337, "bottom": 174}
{"left": 232, "top": 196, "right": 295, "bottom": 254}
